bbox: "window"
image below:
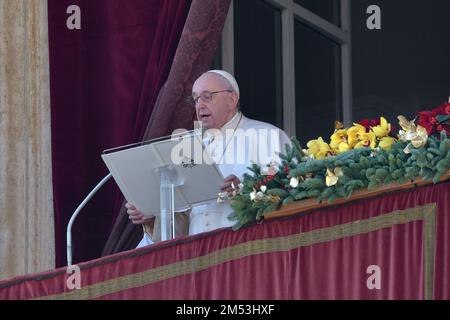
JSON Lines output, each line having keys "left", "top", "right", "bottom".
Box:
{"left": 294, "top": 0, "right": 341, "bottom": 26}
{"left": 223, "top": 0, "right": 352, "bottom": 145}
{"left": 294, "top": 21, "right": 342, "bottom": 144}
{"left": 233, "top": 0, "right": 283, "bottom": 128}
{"left": 223, "top": 1, "right": 450, "bottom": 146}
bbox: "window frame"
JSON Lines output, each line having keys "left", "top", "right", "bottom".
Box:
{"left": 222, "top": 0, "right": 353, "bottom": 136}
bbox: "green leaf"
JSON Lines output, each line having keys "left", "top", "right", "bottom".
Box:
{"left": 436, "top": 159, "right": 450, "bottom": 173}
{"left": 306, "top": 189, "right": 322, "bottom": 198}
{"left": 375, "top": 168, "right": 388, "bottom": 180}
{"left": 303, "top": 178, "right": 326, "bottom": 190}
{"left": 282, "top": 196, "right": 295, "bottom": 206}
{"left": 368, "top": 181, "right": 379, "bottom": 190}
{"left": 436, "top": 114, "right": 450, "bottom": 123}
{"left": 294, "top": 191, "right": 307, "bottom": 200}
{"left": 267, "top": 188, "right": 289, "bottom": 198}
{"left": 321, "top": 187, "right": 335, "bottom": 199}
{"left": 290, "top": 169, "right": 298, "bottom": 178}
{"left": 262, "top": 203, "right": 280, "bottom": 215}
{"left": 256, "top": 208, "right": 265, "bottom": 220}
{"left": 365, "top": 168, "right": 376, "bottom": 179}
{"left": 433, "top": 172, "right": 444, "bottom": 184}
{"left": 428, "top": 148, "right": 441, "bottom": 156}
{"left": 327, "top": 194, "right": 341, "bottom": 203}
{"left": 360, "top": 156, "right": 370, "bottom": 168}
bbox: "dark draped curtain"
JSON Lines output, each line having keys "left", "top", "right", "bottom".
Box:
{"left": 1, "top": 181, "right": 449, "bottom": 300}
{"left": 48, "top": 0, "right": 191, "bottom": 267}
{"left": 102, "top": 0, "right": 232, "bottom": 256}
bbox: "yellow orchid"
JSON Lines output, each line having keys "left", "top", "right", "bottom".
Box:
{"left": 378, "top": 136, "right": 396, "bottom": 150}
{"left": 306, "top": 137, "right": 333, "bottom": 160}
{"left": 347, "top": 124, "right": 367, "bottom": 147}
{"left": 330, "top": 140, "right": 351, "bottom": 154}
{"left": 306, "top": 137, "right": 322, "bottom": 155}
{"left": 372, "top": 117, "right": 391, "bottom": 138}
{"left": 330, "top": 129, "right": 348, "bottom": 151}
{"left": 354, "top": 131, "right": 377, "bottom": 149}
{"left": 337, "top": 142, "right": 351, "bottom": 153}
{"left": 325, "top": 167, "right": 343, "bottom": 187}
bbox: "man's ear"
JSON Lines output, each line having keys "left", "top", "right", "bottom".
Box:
{"left": 229, "top": 92, "right": 239, "bottom": 110}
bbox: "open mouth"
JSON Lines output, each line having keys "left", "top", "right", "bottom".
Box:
{"left": 200, "top": 114, "right": 211, "bottom": 120}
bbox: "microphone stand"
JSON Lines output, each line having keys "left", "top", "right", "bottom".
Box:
{"left": 66, "top": 173, "right": 112, "bottom": 266}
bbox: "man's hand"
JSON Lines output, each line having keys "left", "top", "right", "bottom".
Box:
{"left": 125, "top": 203, "right": 155, "bottom": 225}
{"left": 221, "top": 175, "right": 241, "bottom": 193}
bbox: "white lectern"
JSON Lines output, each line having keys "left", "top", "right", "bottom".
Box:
{"left": 101, "top": 130, "right": 223, "bottom": 242}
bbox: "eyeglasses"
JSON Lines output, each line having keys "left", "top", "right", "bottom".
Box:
{"left": 186, "top": 90, "right": 232, "bottom": 106}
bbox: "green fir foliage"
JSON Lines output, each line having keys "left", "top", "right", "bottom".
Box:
{"left": 228, "top": 135, "right": 450, "bottom": 229}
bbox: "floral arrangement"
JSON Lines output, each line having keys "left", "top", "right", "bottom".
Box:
{"left": 226, "top": 101, "right": 450, "bottom": 230}
{"left": 305, "top": 117, "right": 396, "bottom": 160}
{"left": 417, "top": 102, "right": 450, "bottom": 136}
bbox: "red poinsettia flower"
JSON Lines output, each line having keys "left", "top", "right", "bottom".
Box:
{"left": 435, "top": 102, "right": 450, "bottom": 115}
{"left": 416, "top": 102, "right": 450, "bottom": 137}
{"left": 357, "top": 119, "right": 371, "bottom": 131}
{"left": 432, "top": 103, "right": 448, "bottom": 116}
{"left": 370, "top": 118, "right": 381, "bottom": 127}
{"left": 417, "top": 110, "right": 434, "bottom": 134}
{"left": 444, "top": 124, "right": 450, "bottom": 134}
{"left": 357, "top": 118, "right": 381, "bottom": 132}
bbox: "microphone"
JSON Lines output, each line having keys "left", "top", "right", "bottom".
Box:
{"left": 66, "top": 173, "right": 112, "bottom": 266}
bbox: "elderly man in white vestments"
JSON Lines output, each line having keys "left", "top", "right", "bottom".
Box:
{"left": 126, "top": 70, "right": 291, "bottom": 247}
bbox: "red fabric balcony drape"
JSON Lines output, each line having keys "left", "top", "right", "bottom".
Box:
{"left": 1, "top": 180, "right": 449, "bottom": 300}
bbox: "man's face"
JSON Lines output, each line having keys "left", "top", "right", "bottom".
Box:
{"left": 192, "top": 73, "right": 238, "bottom": 129}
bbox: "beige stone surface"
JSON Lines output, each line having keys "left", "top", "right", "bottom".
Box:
{"left": 0, "top": 0, "right": 54, "bottom": 279}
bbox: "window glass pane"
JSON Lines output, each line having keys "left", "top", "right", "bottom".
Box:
{"left": 352, "top": 0, "right": 450, "bottom": 125}
{"left": 234, "top": 0, "right": 283, "bottom": 128}
{"left": 294, "top": 0, "right": 341, "bottom": 27}
{"left": 295, "top": 20, "right": 342, "bottom": 147}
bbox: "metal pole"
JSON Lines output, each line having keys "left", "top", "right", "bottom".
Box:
{"left": 66, "top": 173, "right": 112, "bottom": 266}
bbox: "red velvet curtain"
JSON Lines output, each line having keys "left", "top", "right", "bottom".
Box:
{"left": 48, "top": 0, "right": 191, "bottom": 267}
{"left": 1, "top": 181, "right": 449, "bottom": 300}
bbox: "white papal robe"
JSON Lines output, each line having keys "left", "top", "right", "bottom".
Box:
{"left": 137, "top": 111, "right": 291, "bottom": 247}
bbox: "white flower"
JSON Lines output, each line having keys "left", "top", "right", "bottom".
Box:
{"left": 290, "top": 177, "right": 299, "bottom": 188}
{"left": 255, "top": 191, "right": 265, "bottom": 201}
{"left": 399, "top": 130, "right": 415, "bottom": 142}
{"left": 261, "top": 161, "right": 280, "bottom": 176}
{"left": 270, "top": 160, "right": 280, "bottom": 167}
{"left": 250, "top": 191, "right": 256, "bottom": 201}
{"left": 261, "top": 167, "right": 276, "bottom": 176}
{"left": 217, "top": 192, "right": 229, "bottom": 203}
{"left": 260, "top": 185, "right": 267, "bottom": 193}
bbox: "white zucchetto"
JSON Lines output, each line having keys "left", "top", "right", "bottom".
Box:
{"left": 207, "top": 70, "right": 240, "bottom": 96}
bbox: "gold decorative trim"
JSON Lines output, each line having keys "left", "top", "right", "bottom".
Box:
{"left": 37, "top": 204, "right": 436, "bottom": 300}
{"left": 423, "top": 204, "right": 436, "bottom": 300}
